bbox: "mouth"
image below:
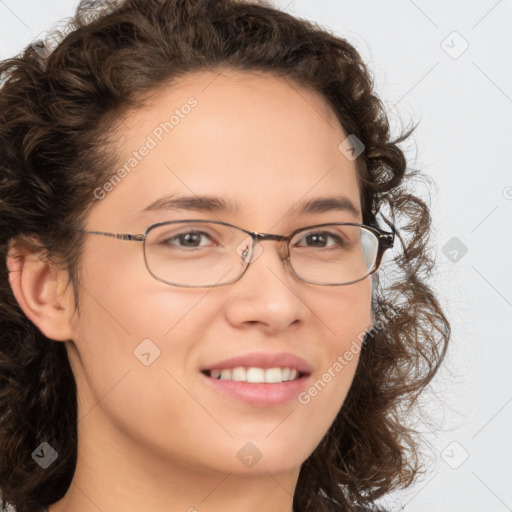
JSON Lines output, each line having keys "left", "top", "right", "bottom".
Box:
{"left": 199, "top": 353, "right": 312, "bottom": 407}
{"left": 202, "top": 366, "right": 306, "bottom": 383}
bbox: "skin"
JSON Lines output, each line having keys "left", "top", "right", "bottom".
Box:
{"left": 8, "top": 69, "right": 372, "bottom": 512}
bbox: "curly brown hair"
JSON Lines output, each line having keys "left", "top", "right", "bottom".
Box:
{"left": 0, "top": 1, "right": 450, "bottom": 511}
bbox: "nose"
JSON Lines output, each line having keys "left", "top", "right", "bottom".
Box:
{"left": 223, "top": 240, "right": 311, "bottom": 334}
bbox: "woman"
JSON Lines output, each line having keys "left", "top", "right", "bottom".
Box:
{"left": 0, "top": 1, "right": 450, "bottom": 511}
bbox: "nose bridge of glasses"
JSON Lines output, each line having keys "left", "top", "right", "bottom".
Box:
{"left": 245, "top": 232, "right": 290, "bottom": 264}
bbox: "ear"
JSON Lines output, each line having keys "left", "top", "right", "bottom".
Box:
{"left": 7, "top": 242, "right": 75, "bottom": 342}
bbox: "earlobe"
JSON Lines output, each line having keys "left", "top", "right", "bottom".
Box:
{"left": 7, "top": 247, "right": 74, "bottom": 342}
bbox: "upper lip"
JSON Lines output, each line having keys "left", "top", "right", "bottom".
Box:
{"left": 201, "top": 352, "right": 313, "bottom": 375}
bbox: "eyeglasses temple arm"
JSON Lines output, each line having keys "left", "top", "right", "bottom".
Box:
{"left": 83, "top": 231, "right": 145, "bottom": 242}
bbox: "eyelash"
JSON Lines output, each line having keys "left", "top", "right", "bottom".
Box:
{"left": 160, "top": 230, "right": 345, "bottom": 249}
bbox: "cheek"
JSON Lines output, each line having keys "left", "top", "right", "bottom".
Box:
{"left": 76, "top": 241, "right": 209, "bottom": 339}
{"left": 330, "top": 279, "right": 373, "bottom": 391}
{"left": 296, "top": 279, "right": 372, "bottom": 425}
{"left": 68, "top": 251, "right": 208, "bottom": 402}
{"left": 318, "top": 277, "right": 373, "bottom": 348}
{"left": 68, "top": 272, "right": 211, "bottom": 449}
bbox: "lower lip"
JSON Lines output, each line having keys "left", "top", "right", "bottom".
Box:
{"left": 201, "top": 372, "right": 310, "bottom": 407}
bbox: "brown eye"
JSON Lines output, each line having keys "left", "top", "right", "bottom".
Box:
{"left": 298, "top": 232, "right": 342, "bottom": 248}
{"left": 162, "top": 230, "right": 214, "bottom": 248}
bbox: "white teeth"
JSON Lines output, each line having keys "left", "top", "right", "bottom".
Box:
{"left": 208, "top": 366, "right": 301, "bottom": 383}
{"left": 220, "top": 369, "right": 231, "bottom": 380}
{"left": 264, "top": 368, "right": 282, "bottom": 383}
{"left": 231, "top": 367, "right": 246, "bottom": 381}
{"left": 246, "top": 367, "right": 265, "bottom": 383}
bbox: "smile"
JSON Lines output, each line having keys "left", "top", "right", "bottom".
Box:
{"left": 203, "top": 366, "right": 302, "bottom": 383}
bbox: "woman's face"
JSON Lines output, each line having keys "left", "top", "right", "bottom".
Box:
{"left": 66, "top": 69, "right": 372, "bottom": 481}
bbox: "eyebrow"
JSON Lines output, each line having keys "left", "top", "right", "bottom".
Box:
{"left": 142, "top": 194, "right": 361, "bottom": 218}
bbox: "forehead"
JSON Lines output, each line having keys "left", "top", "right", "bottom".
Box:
{"left": 89, "top": 68, "right": 361, "bottom": 230}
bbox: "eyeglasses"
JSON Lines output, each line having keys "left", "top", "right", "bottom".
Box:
{"left": 83, "top": 219, "right": 394, "bottom": 287}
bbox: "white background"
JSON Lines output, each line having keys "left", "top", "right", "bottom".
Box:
{"left": 1, "top": 1, "right": 511, "bottom": 511}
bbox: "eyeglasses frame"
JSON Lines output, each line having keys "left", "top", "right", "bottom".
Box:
{"left": 83, "top": 219, "right": 395, "bottom": 287}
